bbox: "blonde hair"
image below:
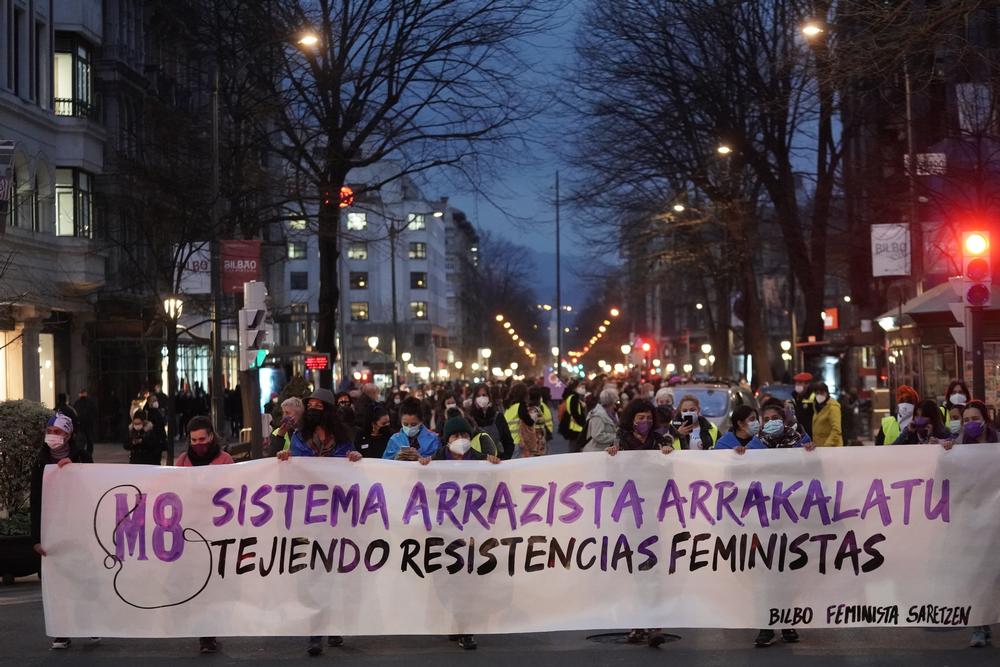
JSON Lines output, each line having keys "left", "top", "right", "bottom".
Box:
{"left": 678, "top": 394, "right": 701, "bottom": 410}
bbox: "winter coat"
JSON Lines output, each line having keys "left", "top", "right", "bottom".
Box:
{"left": 811, "top": 399, "right": 843, "bottom": 446}
{"left": 383, "top": 425, "right": 441, "bottom": 459}
{"left": 123, "top": 421, "right": 164, "bottom": 465}
{"left": 583, "top": 404, "right": 617, "bottom": 452}
{"left": 31, "top": 443, "right": 92, "bottom": 543}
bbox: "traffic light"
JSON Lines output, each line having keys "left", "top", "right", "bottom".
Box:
{"left": 239, "top": 280, "right": 271, "bottom": 370}
{"left": 962, "top": 231, "right": 991, "bottom": 307}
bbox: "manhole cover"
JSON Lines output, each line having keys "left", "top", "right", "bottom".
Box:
{"left": 586, "top": 632, "right": 682, "bottom": 645}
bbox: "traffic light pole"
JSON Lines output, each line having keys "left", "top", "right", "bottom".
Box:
{"left": 970, "top": 306, "right": 985, "bottom": 400}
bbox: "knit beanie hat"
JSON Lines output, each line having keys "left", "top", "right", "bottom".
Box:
{"left": 47, "top": 412, "right": 74, "bottom": 435}
{"left": 443, "top": 416, "right": 473, "bottom": 441}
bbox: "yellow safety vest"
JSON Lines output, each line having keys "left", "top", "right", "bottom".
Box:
{"left": 705, "top": 423, "right": 720, "bottom": 449}
{"left": 540, "top": 403, "right": 554, "bottom": 433}
{"left": 471, "top": 432, "right": 497, "bottom": 456}
{"left": 882, "top": 416, "right": 901, "bottom": 445}
{"left": 504, "top": 403, "right": 523, "bottom": 446}
{"left": 565, "top": 395, "right": 584, "bottom": 433}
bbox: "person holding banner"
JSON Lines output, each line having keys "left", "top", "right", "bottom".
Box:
{"left": 891, "top": 399, "right": 952, "bottom": 445}
{"left": 875, "top": 385, "right": 919, "bottom": 445}
{"left": 668, "top": 395, "right": 718, "bottom": 450}
{"left": 31, "top": 412, "right": 95, "bottom": 651}
{"left": 605, "top": 398, "right": 674, "bottom": 456}
{"left": 750, "top": 400, "right": 815, "bottom": 450}
{"left": 713, "top": 405, "right": 760, "bottom": 452}
{"left": 582, "top": 388, "right": 619, "bottom": 452}
{"left": 174, "top": 415, "right": 233, "bottom": 654}
{"left": 265, "top": 397, "right": 304, "bottom": 456}
{"left": 383, "top": 397, "right": 442, "bottom": 461}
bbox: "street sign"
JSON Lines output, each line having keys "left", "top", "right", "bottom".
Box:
{"left": 304, "top": 354, "right": 330, "bottom": 371}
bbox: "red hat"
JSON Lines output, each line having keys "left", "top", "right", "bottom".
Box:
{"left": 896, "top": 385, "right": 919, "bottom": 404}
{"left": 792, "top": 372, "right": 813, "bottom": 383}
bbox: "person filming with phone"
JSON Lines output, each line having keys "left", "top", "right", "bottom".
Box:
{"left": 668, "top": 394, "right": 719, "bottom": 450}
{"left": 265, "top": 397, "right": 304, "bottom": 456}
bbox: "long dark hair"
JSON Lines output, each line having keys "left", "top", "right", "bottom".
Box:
{"left": 303, "top": 404, "right": 352, "bottom": 444}
{"left": 730, "top": 405, "right": 759, "bottom": 433}
{"left": 915, "top": 398, "right": 945, "bottom": 432}
{"left": 621, "top": 398, "right": 656, "bottom": 433}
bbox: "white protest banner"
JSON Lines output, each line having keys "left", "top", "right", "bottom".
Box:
{"left": 42, "top": 447, "right": 1000, "bottom": 637}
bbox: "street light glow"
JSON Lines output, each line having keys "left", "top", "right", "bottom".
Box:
{"left": 610, "top": 308, "right": 620, "bottom": 317}
{"left": 367, "top": 336, "right": 380, "bottom": 351}
{"left": 551, "top": 347, "right": 560, "bottom": 357}
{"left": 401, "top": 351, "right": 412, "bottom": 362}
{"left": 801, "top": 22, "right": 824, "bottom": 38}
{"left": 695, "top": 302, "right": 704, "bottom": 310}
{"left": 672, "top": 203, "right": 685, "bottom": 213}
{"left": 495, "top": 314, "right": 504, "bottom": 322}
{"left": 717, "top": 144, "right": 732, "bottom": 155}
{"left": 297, "top": 33, "right": 320, "bottom": 47}
{"left": 683, "top": 363, "right": 694, "bottom": 373}
{"left": 701, "top": 343, "right": 712, "bottom": 354}
{"left": 481, "top": 348, "right": 492, "bottom": 359}
{"left": 620, "top": 344, "right": 632, "bottom": 355}
{"left": 779, "top": 340, "right": 792, "bottom": 352}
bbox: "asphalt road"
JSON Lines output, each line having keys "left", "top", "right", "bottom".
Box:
{"left": 3, "top": 433, "right": 996, "bottom": 665}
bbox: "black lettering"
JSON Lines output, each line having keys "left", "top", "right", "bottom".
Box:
{"left": 576, "top": 537, "right": 597, "bottom": 570}
{"left": 548, "top": 536, "right": 575, "bottom": 569}
{"left": 236, "top": 537, "right": 257, "bottom": 575}
{"left": 365, "top": 539, "right": 391, "bottom": 571}
{"left": 445, "top": 539, "right": 467, "bottom": 574}
{"left": 211, "top": 538, "right": 236, "bottom": 578}
{"left": 500, "top": 536, "right": 524, "bottom": 576}
{"left": 259, "top": 536, "right": 279, "bottom": 576}
{"left": 690, "top": 533, "right": 711, "bottom": 572}
{"left": 400, "top": 538, "right": 424, "bottom": 578}
{"left": 610, "top": 534, "right": 634, "bottom": 572}
{"left": 289, "top": 537, "right": 309, "bottom": 574}
{"left": 338, "top": 538, "right": 361, "bottom": 572}
{"left": 477, "top": 538, "right": 499, "bottom": 575}
{"left": 861, "top": 533, "right": 886, "bottom": 572}
{"left": 788, "top": 533, "right": 810, "bottom": 570}
{"left": 310, "top": 538, "right": 337, "bottom": 573}
{"left": 525, "top": 536, "right": 547, "bottom": 572}
{"left": 424, "top": 537, "right": 445, "bottom": 574}
{"left": 636, "top": 535, "right": 658, "bottom": 571}
{"left": 669, "top": 531, "right": 691, "bottom": 574}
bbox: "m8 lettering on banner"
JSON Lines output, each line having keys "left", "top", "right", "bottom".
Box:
{"left": 113, "top": 492, "right": 185, "bottom": 562}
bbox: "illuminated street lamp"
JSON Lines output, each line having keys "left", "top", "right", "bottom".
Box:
{"left": 620, "top": 344, "right": 632, "bottom": 355}
{"left": 471, "top": 362, "right": 480, "bottom": 371}
{"left": 666, "top": 363, "right": 676, "bottom": 373}
{"left": 801, "top": 21, "right": 824, "bottom": 38}
{"left": 672, "top": 203, "right": 685, "bottom": 213}
{"left": 367, "top": 336, "right": 380, "bottom": 351}
{"left": 610, "top": 307, "right": 620, "bottom": 317}
{"left": 495, "top": 314, "right": 504, "bottom": 322}
{"left": 717, "top": 144, "right": 732, "bottom": 155}
{"left": 698, "top": 358, "right": 708, "bottom": 367}
{"left": 780, "top": 340, "right": 792, "bottom": 352}
{"left": 297, "top": 33, "right": 320, "bottom": 47}
{"left": 701, "top": 343, "right": 712, "bottom": 355}
{"left": 683, "top": 363, "right": 693, "bottom": 373}
{"left": 695, "top": 302, "right": 704, "bottom": 310}
{"left": 510, "top": 362, "right": 519, "bottom": 370}
{"left": 163, "top": 295, "right": 184, "bottom": 320}
{"left": 481, "top": 348, "right": 492, "bottom": 359}
{"left": 454, "top": 361, "right": 463, "bottom": 370}
{"left": 652, "top": 359, "right": 661, "bottom": 368}
{"left": 551, "top": 346, "right": 560, "bottom": 357}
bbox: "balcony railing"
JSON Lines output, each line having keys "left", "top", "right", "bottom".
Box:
{"left": 54, "top": 98, "right": 94, "bottom": 119}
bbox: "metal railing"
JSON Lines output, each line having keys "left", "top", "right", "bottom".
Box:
{"left": 54, "top": 98, "right": 94, "bottom": 119}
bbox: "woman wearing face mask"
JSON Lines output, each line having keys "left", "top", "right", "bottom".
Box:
{"left": 431, "top": 393, "right": 460, "bottom": 433}
{"left": 939, "top": 399, "right": 997, "bottom": 647}
{"left": 606, "top": 399, "right": 675, "bottom": 456}
{"left": 726, "top": 401, "right": 816, "bottom": 647}
{"left": 946, "top": 404, "right": 964, "bottom": 440}
{"left": 356, "top": 407, "right": 392, "bottom": 459}
{"left": 943, "top": 379, "right": 971, "bottom": 416}
{"left": 280, "top": 389, "right": 362, "bottom": 461}
{"left": 809, "top": 382, "right": 843, "bottom": 447}
{"left": 469, "top": 386, "right": 503, "bottom": 454}
{"left": 517, "top": 399, "right": 550, "bottom": 457}
{"left": 653, "top": 388, "right": 675, "bottom": 432}
{"left": 123, "top": 409, "right": 165, "bottom": 465}
{"left": 749, "top": 400, "right": 816, "bottom": 450}
{"left": 892, "top": 399, "right": 952, "bottom": 445}
{"left": 31, "top": 413, "right": 94, "bottom": 651}
{"left": 582, "top": 388, "right": 620, "bottom": 452}
{"left": 714, "top": 405, "right": 760, "bottom": 452}
{"left": 174, "top": 415, "right": 233, "bottom": 654}
{"left": 418, "top": 416, "right": 498, "bottom": 651}
{"left": 876, "top": 385, "right": 919, "bottom": 445}
{"left": 791, "top": 372, "right": 815, "bottom": 436}
{"left": 388, "top": 390, "right": 408, "bottom": 430}
{"left": 266, "top": 397, "right": 304, "bottom": 457}
{"left": 669, "top": 395, "right": 719, "bottom": 450}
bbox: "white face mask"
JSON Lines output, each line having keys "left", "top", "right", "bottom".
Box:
{"left": 445, "top": 402, "right": 456, "bottom": 410}
{"left": 794, "top": 384, "right": 805, "bottom": 394}
{"left": 949, "top": 393, "right": 967, "bottom": 406}
{"left": 815, "top": 393, "right": 828, "bottom": 404}
{"left": 897, "top": 402, "right": 914, "bottom": 429}
{"left": 681, "top": 410, "right": 698, "bottom": 421}
{"left": 948, "top": 419, "right": 962, "bottom": 435}
{"left": 575, "top": 386, "right": 586, "bottom": 396}
{"left": 448, "top": 438, "right": 472, "bottom": 455}
{"left": 528, "top": 408, "right": 541, "bottom": 421}
{"left": 475, "top": 396, "right": 490, "bottom": 408}
{"left": 44, "top": 433, "right": 66, "bottom": 448}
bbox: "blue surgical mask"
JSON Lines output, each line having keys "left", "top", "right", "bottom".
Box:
{"left": 747, "top": 420, "right": 761, "bottom": 436}
{"left": 402, "top": 424, "right": 420, "bottom": 438}
{"left": 762, "top": 420, "right": 784, "bottom": 437}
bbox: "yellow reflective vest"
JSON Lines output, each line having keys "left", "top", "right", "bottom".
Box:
{"left": 882, "top": 416, "right": 901, "bottom": 445}
{"left": 504, "top": 403, "right": 523, "bottom": 446}
{"left": 565, "top": 394, "right": 584, "bottom": 433}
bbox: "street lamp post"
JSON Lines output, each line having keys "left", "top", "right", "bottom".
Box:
{"left": 163, "top": 295, "right": 184, "bottom": 465}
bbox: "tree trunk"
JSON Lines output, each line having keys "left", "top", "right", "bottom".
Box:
{"left": 315, "top": 185, "right": 342, "bottom": 389}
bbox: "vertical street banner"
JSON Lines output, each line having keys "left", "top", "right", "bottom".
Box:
{"left": 871, "top": 224, "right": 911, "bottom": 277}
{"left": 41, "top": 447, "right": 1000, "bottom": 637}
{"left": 221, "top": 240, "right": 262, "bottom": 294}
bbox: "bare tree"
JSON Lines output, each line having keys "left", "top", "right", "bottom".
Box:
{"left": 223, "top": 0, "right": 560, "bottom": 385}
{"left": 565, "top": 0, "right": 838, "bottom": 365}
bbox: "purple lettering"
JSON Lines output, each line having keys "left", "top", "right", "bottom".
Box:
{"left": 114, "top": 492, "right": 147, "bottom": 561}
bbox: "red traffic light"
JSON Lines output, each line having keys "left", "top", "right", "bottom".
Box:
{"left": 965, "top": 232, "right": 990, "bottom": 256}
{"left": 641, "top": 342, "right": 651, "bottom": 352}
{"left": 967, "top": 257, "right": 990, "bottom": 281}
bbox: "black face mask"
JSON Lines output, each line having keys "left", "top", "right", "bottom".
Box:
{"left": 303, "top": 407, "right": 326, "bottom": 430}
{"left": 376, "top": 425, "right": 392, "bottom": 437}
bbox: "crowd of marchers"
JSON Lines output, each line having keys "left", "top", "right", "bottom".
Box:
{"left": 30, "top": 372, "right": 994, "bottom": 654}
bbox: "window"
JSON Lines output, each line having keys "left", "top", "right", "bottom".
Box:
{"left": 53, "top": 37, "right": 91, "bottom": 117}
{"left": 287, "top": 241, "right": 307, "bottom": 260}
{"left": 290, "top": 271, "right": 309, "bottom": 290}
{"left": 346, "top": 212, "right": 367, "bottom": 230}
{"left": 409, "top": 242, "right": 427, "bottom": 259}
{"left": 410, "top": 301, "right": 428, "bottom": 320}
{"left": 351, "top": 302, "right": 369, "bottom": 321}
{"left": 288, "top": 218, "right": 308, "bottom": 231}
{"left": 347, "top": 243, "right": 368, "bottom": 260}
{"left": 410, "top": 272, "right": 427, "bottom": 289}
{"left": 55, "top": 168, "right": 93, "bottom": 237}
{"left": 349, "top": 272, "right": 368, "bottom": 289}
{"left": 12, "top": 9, "right": 23, "bottom": 95}
{"left": 407, "top": 213, "right": 425, "bottom": 230}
